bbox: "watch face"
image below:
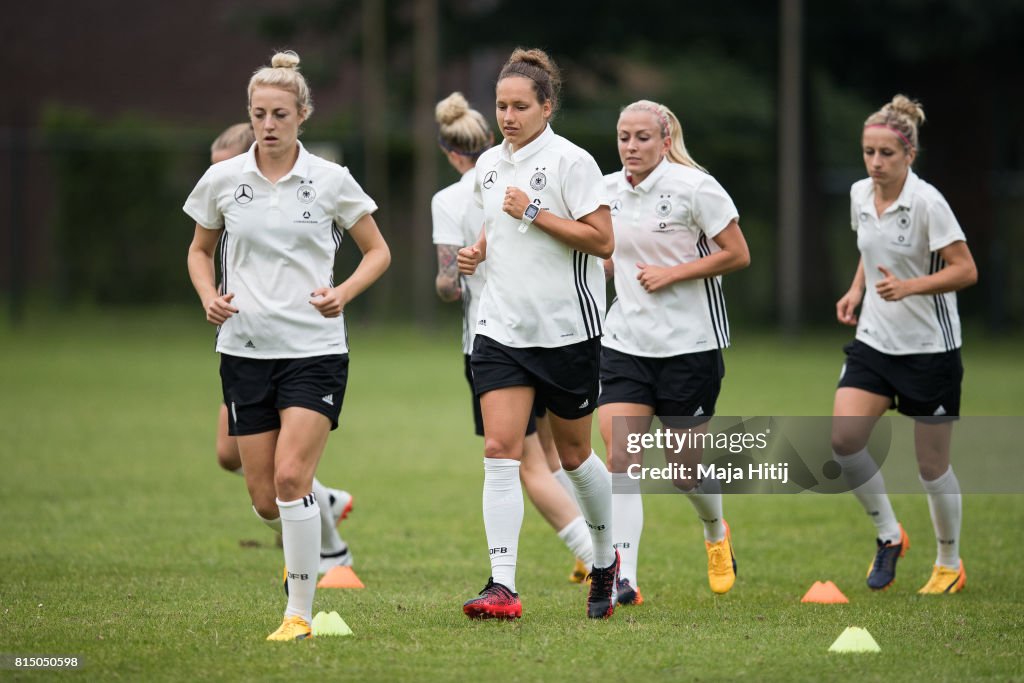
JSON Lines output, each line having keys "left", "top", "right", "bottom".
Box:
{"left": 525, "top": 204, "right": 539, "bottom": 219}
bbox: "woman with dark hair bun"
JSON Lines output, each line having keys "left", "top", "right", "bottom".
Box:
{"left": 457, "top": 47, "right": 618, "bottom": 620}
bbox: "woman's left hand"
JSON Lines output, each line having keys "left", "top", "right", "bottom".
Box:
{"left": 502, "top": 186, "right": 530, "bottom": 221}
{"left": 310, "top": 286, "right": 348, "bottom": 318}
{"left": 636, "top": 262, "right": 676, "bottom": 292}
{"left": 875, "top": 266, "right": 912, "bottom": 301}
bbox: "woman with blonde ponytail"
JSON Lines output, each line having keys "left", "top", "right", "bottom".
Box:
{"left": 597, "top": 99, "right": 750, "bottom": 606}
{"left": 185, "top": 50, "right": 391, "bottom": 641}
{"left": 831, "top": 94, "right": 976, "bottom": 595}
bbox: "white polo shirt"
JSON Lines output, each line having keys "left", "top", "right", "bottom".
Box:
{"left": 431, "top": 169, "right": 486, "bottom": 355}
{"left": 183, "top": 142, "right": 377, "bottom": 358}
{"left": 473, "top": 125, "right": 607, "bottom": 348}
{"left": 850, "top": 169, "right": 965, "bottom": 355}
{"left": 603, "top": 159, "right": 739, "bottom": 357}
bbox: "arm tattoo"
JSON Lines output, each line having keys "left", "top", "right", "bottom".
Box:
{"left": 435, "top": 244, "right": 461, "bottom": 302}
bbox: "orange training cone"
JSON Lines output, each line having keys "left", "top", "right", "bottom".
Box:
{"left": 317, "top": 565, "right": 365, "bottom": 589}
{"left": 801, "top": 580, "right": 849, "bottom": 604}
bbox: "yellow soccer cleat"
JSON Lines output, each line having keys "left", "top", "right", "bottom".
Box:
{"left": 266, "top": 615, "right": 313, "bottom": 641}
{"left": 705, "top": 521, "right": 737, "bottom": 594}
{"left": 569, "top": 557, "right": 590, "bottom": 584}
{"left": 918, "top": 560, "right": 966, "bottom": 594}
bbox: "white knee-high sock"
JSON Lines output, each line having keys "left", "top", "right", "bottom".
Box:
{"left": 834, "top": 448, "right": 901, "bottom": 543}
{"left": 278, "top": 494, "right": 321, "bottom": 625}
{"left": 920, "top": 466, "right": 961, "bottom": 569}
{"left": 683, "top": 475, "right": 726, "bottom": 542}
{"left": 253, "top": 507, "right": 283, "bottom": 534}
{"left": 310, "top": 477, "right": 345, "bottom": 555}
{"left": 565, "top": 452, "right": 615, "bottom": 568}
{"left": 557, "top": 517, "right": 594, "bottom": 565}
{"left": 611, "top": 472, "right": 643, "bottom": 584}
{"left": 483, "top": 458, "right": 523, "bottom": 592}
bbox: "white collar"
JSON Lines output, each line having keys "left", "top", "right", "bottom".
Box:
{"left": 498, "top": 124, "right": 555, "bottom": 164}
{"left": 241, "top": 140, "right": 311, "bottom": 182}
{"left": 618, "top": 156, "right": 672, "bottom": 194}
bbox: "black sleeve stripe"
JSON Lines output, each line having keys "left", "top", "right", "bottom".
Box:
{"left": 930, "top": 252, "right": 956, "bottom": 351}
{"left": 697, "top": 234, "right": 729, "bottom": 347}
{"left": 573, "top": 251, "right": 601, "bottom": 339}
{"left": 218, "top": 232, "right": 229, "bottom": 296}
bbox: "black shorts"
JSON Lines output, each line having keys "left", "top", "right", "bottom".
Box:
{"left": 598, "top": 347, "right": 723, "bottom": 425}
{"left": 837, "top": 340, "right": 962, "bottom": 419}
{"left": 220, "top": 354, "right": 348, "bottom": 435}
{"left": 464, "top": 354, "right": 540, "bottom": 437}
{"left": 470, "top": 335, "right": 600, "bottom": 420}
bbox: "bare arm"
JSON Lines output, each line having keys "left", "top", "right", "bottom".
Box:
{"left": 836, "top": 257, "right": 866, "bottom": 326}
{"left": 310, "top": 214, "right": 391, "bottom": 318}
{"left": 502, "top": 186, "right": 614, "bottom": 258}
{"left": 635, "top": 220, "right": 750, "bottom": 293}
{"left": 187, "top": 224, "right": 238, "bottom": 324}
{"left": 875, "top": 240, "right": 977, "bottom": 302}
{"left": 435, "top": 244, "right": 462, "bottom": 302}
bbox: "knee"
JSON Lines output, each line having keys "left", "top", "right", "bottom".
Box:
{"left": 216, "top": 435, "right": 241, "bottom": 472}
{"left": 605, "top": 450, "right": 634, "bottom": 474}
{"left": 918, "top": 462, "right": 947, "bottom": 481}
{"left": 483, "top": 436, "right": 522, "bottom": 461}
{"left": 217, "top": 448, "right": 241, "bottom": 472}
{"left": 274, "top": 465, "right": 310, "bottom": 501}
{"left": 558, "top": 444, "right": 591, "bottom": 470}
{"left": 830, "top": 431, "right": 865, "bottom": 457}
{"left": 251, "top": 496, "right": 279, "bottom": 520}
{"left": 672, "top": 476, "right": 698, "bottom": 493}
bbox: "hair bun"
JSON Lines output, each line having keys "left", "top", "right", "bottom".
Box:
{"left": 888, "top": 94, "right": 926, "bottom": 126}
{"left": 271, "top": 51, "right": 301, "bottom": 70}
{"left": 435, "top": 92, "right": 469, "bottom": 126}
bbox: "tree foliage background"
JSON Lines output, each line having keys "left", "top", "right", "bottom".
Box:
{"left": 5, "top": 0, "right": 1023, "bottom": 330}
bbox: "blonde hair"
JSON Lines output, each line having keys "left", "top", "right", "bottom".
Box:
{"left": 435, "top": 92, "right": 492, "bottom": 157}
{"left": 621, "top": 99, "right": 707, "bottom": 173}
{"left": 247, "top": 50, "right": 313, "bottom": 119}
{"left": 864, "top": 94, "right": 925, "bottom": 152}
{"left": 211, "top": 123, "right": 255, "bottom": 155}
{"left": 498, "top": 47, "right": 562, "bottom": 115}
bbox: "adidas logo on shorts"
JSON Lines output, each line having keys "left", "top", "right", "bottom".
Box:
{"left": 322, "top": 394, "right": 334, "bottom": 406}
{"left": 244, "top": 340, "right": 256, "bottom": 349}
{"left": 578, "top": 398, "right": 589, "bottom": 410}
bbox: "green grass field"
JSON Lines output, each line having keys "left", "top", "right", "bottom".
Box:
{"left": 1, "top": 310, "right": 1022, "bottom": 681}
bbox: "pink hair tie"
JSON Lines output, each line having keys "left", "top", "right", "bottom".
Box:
{"left": 864, "top": 124, "right": 914, "bottom": 151}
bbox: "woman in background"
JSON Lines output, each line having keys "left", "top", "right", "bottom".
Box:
{"left": 831, "top": 94, "right": 976, "bottom": 594}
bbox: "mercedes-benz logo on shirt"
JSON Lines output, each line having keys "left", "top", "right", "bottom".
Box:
{"left": 482, "top": 171, "right": 497, "bottom": 189}
{"left": 234, "top": 184, "right": 254, "bottom": 204}
{"left": 610, "top": 199, "right": 622, "bottom": 216}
